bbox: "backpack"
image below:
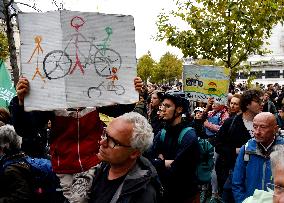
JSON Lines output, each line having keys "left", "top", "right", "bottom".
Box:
{"left": 160, "top": 127, "right": 214, "bottom": 184}
{"left": 1, "top": 156, "right": 64, "bottom": 203}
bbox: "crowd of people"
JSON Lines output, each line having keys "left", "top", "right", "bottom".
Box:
{"left": 0, "top": 78, "right": 284, "bottom": 203}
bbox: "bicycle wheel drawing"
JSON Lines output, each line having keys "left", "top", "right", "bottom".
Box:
{"left": 94, "top": 48, "right": 122, "bottom": 77}
{"left": 114, "top": 85, "right": 125, "bottom": 95}
{"left": 43, "top": 50, "right": 72, "bottom": 80}
{"left": 87, "top": 87, "right": 102, "bottom": 98}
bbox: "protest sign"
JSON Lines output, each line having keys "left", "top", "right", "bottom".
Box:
{"left": 19, "top": 11, "right": 137, "bottom": 111}
{"left": 183, "top": 65, "right": 230, "bottom": 103}
{"left": 0, "top": 60, "right": 16, "bottom": 108}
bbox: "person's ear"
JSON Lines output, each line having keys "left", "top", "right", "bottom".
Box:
{"left": 274, "top": 125, "right": 280, "bottom": 135}
{"left": 129, "top": 150, "right": 141, "bottom": 159}
{"left": 176, "top": 106, "right": 183, "bottom": 115}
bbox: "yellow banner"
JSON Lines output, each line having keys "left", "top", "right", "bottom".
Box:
{"left": 183, "top": 65, "right": 230, "bottom": 103}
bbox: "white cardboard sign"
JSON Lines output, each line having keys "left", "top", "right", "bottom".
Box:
{"left": 19, "top": 11, "right": 137, "bottom": 111}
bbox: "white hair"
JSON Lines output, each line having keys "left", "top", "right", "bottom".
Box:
{"left": 270, "top": 145, "right": 284, "bottom": 175}
{"left": 0, "top": 124, "right": 22, "bottom": 151}
{"left": 119, "top": 112, "right": 154, "bottom": 153}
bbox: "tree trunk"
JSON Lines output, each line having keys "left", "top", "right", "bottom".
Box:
{"left": 3, "top": 0, "right": 19, "bottom": 87}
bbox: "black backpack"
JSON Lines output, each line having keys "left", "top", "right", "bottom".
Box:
{"left": 1, "top": 156, "right": 64, "bottom": 203}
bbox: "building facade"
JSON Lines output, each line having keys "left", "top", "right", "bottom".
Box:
{"left": 236, "top": 23, "right": 284, "bottom": 86}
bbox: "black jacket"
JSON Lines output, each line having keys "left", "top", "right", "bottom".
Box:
{"left": 215, "top": 114, "right": 252, "bottom": 169}
{"left": 147, "top": 122, "right": 200, "bottom": 202}
{"left": 0, "top": 153, "right": 34, "bottom": 203}
{"left": 9, "top": 97, "right": 53, "bottom": 158}
{"left": 89, "top": 156, "right": 162, "bottom": 203}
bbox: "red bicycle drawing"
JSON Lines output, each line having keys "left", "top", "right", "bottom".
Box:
{"left": 43, "top": 16, "right": 122, "bottom": 80}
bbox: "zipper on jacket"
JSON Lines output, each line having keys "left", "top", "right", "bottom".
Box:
{"left": 262, "top": 161, "right": 266, "bottom": 190}
{"left": 77, "top": 109, "right": 84, "bottom": 172}
{"left": 54, "top": 146, "right": 60, "bottom": 167}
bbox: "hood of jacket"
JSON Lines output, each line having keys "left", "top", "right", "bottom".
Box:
{"left": 119, "top": 156, "right": 159, "bottom": 196}
{"left": 245, "top": 136, "right": 284, "bottom": 158}
{"left": 94, "top": 156, "right": 161, "bottom": 203}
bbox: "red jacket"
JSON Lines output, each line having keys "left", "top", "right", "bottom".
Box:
{"left": 50, "top": 108, "right": 103, "bottom": 174}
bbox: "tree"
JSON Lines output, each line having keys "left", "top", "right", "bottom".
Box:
{"left": 156, "top": 0, "right": 284, "bottom": 76}
{"left": 195, "top": 58, "right": 215, "bottom": 66}
{"left": 149, "top": 64, "right": 163, "bottom": 84}
{"left": 137, "top": 52, "right": 156, "bottom": 84}
{"left": 158, "top": 52, "right": 183, "bottom": 84}
{"left": 0, "top": 31, "right": 9, "bottom": 61}
{"left": 2, "top": 0, "right": 19, "bottom": 86}
{"left": 0, "top": 0, "right": 65, "bottom": 86}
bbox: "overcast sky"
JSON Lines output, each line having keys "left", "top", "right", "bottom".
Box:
{"left": 17, "top": 0, "right": 183, "bottom": 61}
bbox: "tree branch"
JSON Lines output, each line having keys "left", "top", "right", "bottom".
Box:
{"left": 14, "top": 2, "right": 42, "bottom": 12}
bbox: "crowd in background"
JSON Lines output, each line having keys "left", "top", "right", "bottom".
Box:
{"left": 0, "top": 77, "right": 284, "bottom": 203}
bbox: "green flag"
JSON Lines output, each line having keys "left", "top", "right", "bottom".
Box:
{"left": 0, "top": 60, "right": 16, "bottom": 108}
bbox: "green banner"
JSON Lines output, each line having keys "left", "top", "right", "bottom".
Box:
{"left": 0, "top": 60, "right": 16, "bottom": 108}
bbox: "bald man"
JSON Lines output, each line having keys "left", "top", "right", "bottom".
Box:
{"left": 232, "top": 112, "right": 284, "bottom": 203}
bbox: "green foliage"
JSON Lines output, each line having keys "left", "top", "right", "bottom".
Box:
{"left": 0, "top": 32, "right": 9, "bottom": 61}
{"left": 195, "top": 59, "right": 215, "bottom": 66}
{"left": 237, "top": 63, "right": 256, "bottom": 87}
{"left": 137, "top": 52, "right": 156, "bottom": 84}
{"left": 156, "top": 0, "right": 284, "bottom": 75}
{"left": 157, "top": 52, "right": 183, "bottom": 84}
{"left": 140, "top": 52, "right": 183, "bottom": 84}
{"left": 149, "top": 64, "right": 163, "bottom": 84}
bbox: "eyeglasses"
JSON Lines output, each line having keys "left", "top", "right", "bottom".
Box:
{"left": 267, "top": 183, "right": 284, "bottom": 196}
{"left": 101, "top": 128, "right": 131, "bottom": 149}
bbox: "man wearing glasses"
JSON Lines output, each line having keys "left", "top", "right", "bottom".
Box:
{"left": 89, "top": 112, "right": 162, "bottom": 203}
{"left": 242, "top": 145, "right": 284, "bottom": 203}
{"left": 270, "top": 145, "right": 284, "bottom": 203}
{"left": 214, "top": 89, "right": 264, "bottom": 202}
{"left": 232, "top": 112, "right": 284, "bottom": 203}
{"left": 11, "top": 77, "right": 143, "bottom": 203}
{"left": 147, "top": 94, "right": 200, "bottom": 203}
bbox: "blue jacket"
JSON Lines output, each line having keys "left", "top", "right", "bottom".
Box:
{"left": 232, "top": 136, "right": 284, "bottom": 203}
{"left": 205, "top": 112, "right": 222, "bottom": 137}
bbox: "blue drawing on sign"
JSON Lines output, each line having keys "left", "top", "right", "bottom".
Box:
{"left": 186, "top": 74, "right": 203, "bottom": 87}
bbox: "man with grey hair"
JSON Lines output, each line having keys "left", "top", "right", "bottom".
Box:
{"left": 232, "top": 112, "right": 284, "bottom": 203}
{"left": 242, "top": 145, "right": 284, "bottom": 203}
{"left": 270, "top": 145, "right": 284, "bottom": 203}
{"left": 0, "top": 124, "right": 22, "bottom": 155}
{"left": 0, "top": 124, "right": 33, "bottom": 202}
{"left": 89, "top": 112, "right": 162, "bottom": 203}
